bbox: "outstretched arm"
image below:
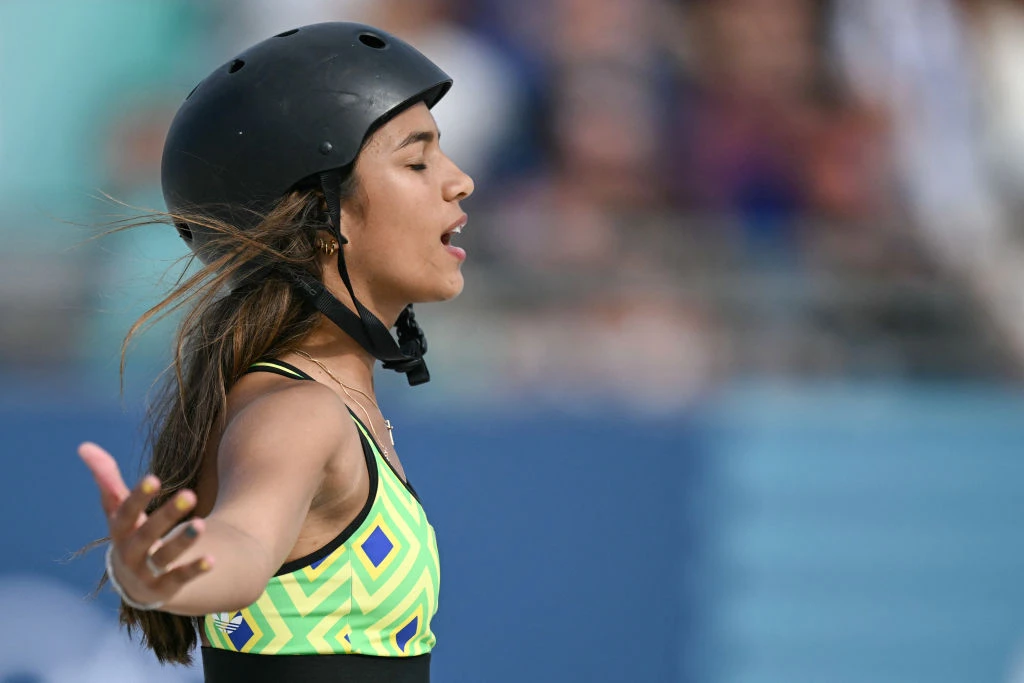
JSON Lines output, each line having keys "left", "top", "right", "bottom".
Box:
{"left": 80, "top": 382, "right": 354, "bottom": 616}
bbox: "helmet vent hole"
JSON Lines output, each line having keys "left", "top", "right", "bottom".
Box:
{"left": 175, "top": 222, "right": 193, "bottom": 241}
{"left": 228, "top": 59, "right": 245, "bottom": 74}
{"left": 186, "top": 83, "right": 199, "bottom": 100}
{"left": 358, "top": 33, "right": 387, "bottom": 49}
{"left": 275, "top": 28, "right": 299, "bottom": 37}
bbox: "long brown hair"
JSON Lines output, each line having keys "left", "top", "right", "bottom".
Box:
{"left": 101, "top": 171, "right": 358, "bottom": 664}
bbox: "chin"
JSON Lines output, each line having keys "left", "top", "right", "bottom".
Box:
{"left": 439, "top": 276, "right": 465, "bottom": 301}
{"left": 424, "top": 272, "right": 465, "bottom": 302}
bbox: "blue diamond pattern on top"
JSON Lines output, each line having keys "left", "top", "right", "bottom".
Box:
{"left": 309, "top": 556, "right": 325, "bottom": 570}
{"left": 228, "top": 616, "right": 254, "bottom": 651}
{"left": 396, "top": 616, "right": 418, "bottom": 652}
{"left": 361, "top": 525, "right": 394, "bottom": 567}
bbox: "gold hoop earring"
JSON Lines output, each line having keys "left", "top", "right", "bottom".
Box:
{"left": 316, "top": 237, "right": 339, "bottom": 256}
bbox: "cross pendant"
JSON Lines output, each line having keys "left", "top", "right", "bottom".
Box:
{"left": 384, "top": 419, "right": 395, "bottom": 446}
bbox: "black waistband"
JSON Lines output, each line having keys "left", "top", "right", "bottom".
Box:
{"left": 201, "top": 648, "right": 430, "bottom": 683}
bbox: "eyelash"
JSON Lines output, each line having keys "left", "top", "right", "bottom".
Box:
{"left": 408, "top": 163, "right": 427, "bottom": 172}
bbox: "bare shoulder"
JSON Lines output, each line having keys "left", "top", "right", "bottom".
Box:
{"left": 219, "top": 376, "right": 357, "bottom": 474}
{"left": 198, "top": 376, "right": 365, "bottom": 578}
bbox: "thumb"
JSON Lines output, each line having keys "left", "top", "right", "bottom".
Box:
{"left": 78, "top": 442, "right": 131, "bottom": 516}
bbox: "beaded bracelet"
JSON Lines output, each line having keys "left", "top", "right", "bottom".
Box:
{"left": 105, "top": 545, "right": 165, "bottom": 611}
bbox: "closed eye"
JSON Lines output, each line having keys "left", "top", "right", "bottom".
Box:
{"left": 408, "top": 164, "right": 427, "bottom": 172}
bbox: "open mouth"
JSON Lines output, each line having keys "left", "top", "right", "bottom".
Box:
{"left": 441, "top": 216, "right": 468, "bottom": 262}
{"left": 441, "top": 217, "right": 466, "bottom": 245}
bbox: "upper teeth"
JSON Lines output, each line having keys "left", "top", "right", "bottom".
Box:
{"left": 451, "top": 224, "right": 463, "bottom": 234}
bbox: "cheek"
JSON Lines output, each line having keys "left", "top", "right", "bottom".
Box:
{"left": 347, "top": 170, "right": 449, "bottom": 287}
{"left": 364, "top": 181, "right": 438, "bottom": 252}
{"left": 364, "top": 170, "right": 429, "bottom": 224}
{"left": 351, "top": 210, "right": 430, "bottom": 282}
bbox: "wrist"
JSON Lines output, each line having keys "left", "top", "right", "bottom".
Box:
{"left": 105, "top": 544, "right": 165, "bottom": 611}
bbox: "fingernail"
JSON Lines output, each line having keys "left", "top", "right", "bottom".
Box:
{"left": 199, "top": 558, "right": 212, "bottom": 572}
{"left": 174, "top": 494, "right": 193, "bottom": 512}
{"left": 184, "top": 524, "right": 198, "bottom": 539}
{"left": 141, "top": 477, "right": 158, "bottom": 495}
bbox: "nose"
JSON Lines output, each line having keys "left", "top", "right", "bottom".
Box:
{"left": 443, "top": 156, "right": 475, "bottom": 202}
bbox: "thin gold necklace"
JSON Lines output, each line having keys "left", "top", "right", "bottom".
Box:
{"left": 293, "top": 350, "right": 396, "bottom": 464}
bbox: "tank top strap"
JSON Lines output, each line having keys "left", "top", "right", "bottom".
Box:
{"left": 245, "top": 358, "right": 315, "bottom": 381}
{"left": 245, "top": 357, "right": 414, "bottom": 497}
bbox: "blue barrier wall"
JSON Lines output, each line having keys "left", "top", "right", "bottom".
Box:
{"left": 702, "top": 384, "right": 1024, "bottom": 683}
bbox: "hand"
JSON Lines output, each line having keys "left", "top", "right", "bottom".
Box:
{"left": 79, "top": 442, "right": 214, "bottom": 608}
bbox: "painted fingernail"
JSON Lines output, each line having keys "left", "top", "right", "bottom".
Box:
{"left": 174, "top": 494, "right": 193, "bottom": 512}
{"left": 184, "top": 524, "right": 198, "bottom": 539}
{"left": 199, "top": 558, "right": 212, "bottom": 572}
{"left": 141, "top": 477, "right": 158, "bottom": 495}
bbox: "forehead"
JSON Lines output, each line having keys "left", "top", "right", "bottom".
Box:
{"left": 364, "top": 102, "right": 438, "bottom": 152}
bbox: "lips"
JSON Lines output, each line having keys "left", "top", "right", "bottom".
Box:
{"left": 441, "top": 214, "right": 468, "bottom": 262}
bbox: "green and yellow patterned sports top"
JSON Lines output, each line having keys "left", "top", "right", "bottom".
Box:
{"left": 201, "top": 359, "right": 440, "bottom": 659}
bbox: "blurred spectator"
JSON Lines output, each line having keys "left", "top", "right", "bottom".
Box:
{"left": 483, "top": 60, "right": 664, "bottom": 273}
{"left": 550, "top": 0, "right": 657, "bottom": 66}
{"left": 831, "top": 0, "right": 1024, "bottom": 367}
{"left": 831, "top": 0, "right": 1006, "bottom": 262}
{"left": 479, "top": 0, "right": 668, "bottom": 272}
{"left": 955, "top": 0, "right": 1024, "bottom": 364}
{"left": 459, "top": 0, "right": 723, "bottom": 405}
{"left": 668, "top": 0, "right": 896, "bottom": 258}
{"left": 958, "top": 0, "right": 1024, "bottom": 226}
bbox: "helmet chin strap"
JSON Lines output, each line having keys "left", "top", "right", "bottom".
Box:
{"left": 285, "top": 170, "right": 430, "bottom": 386}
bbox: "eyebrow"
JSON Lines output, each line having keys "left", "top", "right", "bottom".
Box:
{"left": 395, "top": 130, "right": 439, "bottom": 151}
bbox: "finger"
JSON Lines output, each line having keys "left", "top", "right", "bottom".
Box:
{"left": 153, "top": 555, "right": 214, "bottom": 594}
{"left": 78, "top": 442, "right": 131, "bottom": 516}
{"left": 109, "top": 472, "right": 162, "bottom": 540}
{"left": 146, "top": 518, "right": 204, "bottom": 571}
{"left": 124, "top": 492, "right": 198, "bottom": 565}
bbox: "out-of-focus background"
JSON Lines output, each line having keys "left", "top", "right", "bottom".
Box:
{"left": 3, "top": 1, "right": 1024, "bottom": 681}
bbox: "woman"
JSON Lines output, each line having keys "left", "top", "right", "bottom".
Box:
{"left": 79, "top": 22, "right": 473, "bottom": 682}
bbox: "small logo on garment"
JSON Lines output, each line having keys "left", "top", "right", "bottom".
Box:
{"left": 212, "top": 612, "right": 244, "bottom": 634}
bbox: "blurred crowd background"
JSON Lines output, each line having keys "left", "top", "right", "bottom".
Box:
{"left": 7, "top": 0, "right": 1024, "bottom": 403}
{"left": 3, "top": 1, "right": 1024, "bottom": 682}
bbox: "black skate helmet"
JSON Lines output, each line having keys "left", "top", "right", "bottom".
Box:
{"left": 161, "top": 22, "right": 453, "bottom": 385}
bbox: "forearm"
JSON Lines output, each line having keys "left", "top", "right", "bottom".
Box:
{"left": 157, "top": 517, "right": 275, "bottom": 616}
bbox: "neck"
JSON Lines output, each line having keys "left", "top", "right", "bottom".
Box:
{"left": 296, "top": 317, "right": 379, "bottom": 391}
{"left": 303, "top": 262, "right": 415, "bottom": 385}
{"left": 321, "top": 265, "right": 409, "bottom": 338}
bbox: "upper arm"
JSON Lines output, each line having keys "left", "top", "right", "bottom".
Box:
{"left": 206, "top": 382, "right": 355, "bottom": 580}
